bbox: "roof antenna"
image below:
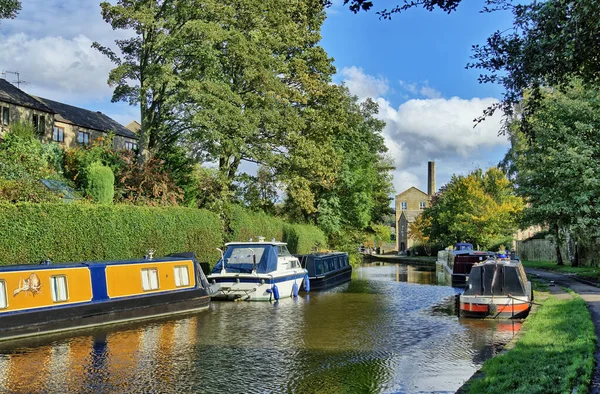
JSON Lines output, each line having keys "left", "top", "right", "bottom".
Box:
{"left": 2, "top": 71, "right": 28, "bottom": 89}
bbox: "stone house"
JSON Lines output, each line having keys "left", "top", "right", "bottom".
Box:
{"left": 0, "top": 79, "right": 138, "bottom": 150}
{"left": 395, "top": 161, "right": 436, "bottom": 252}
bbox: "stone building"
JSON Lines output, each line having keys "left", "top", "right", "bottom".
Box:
{"left": 0, "top": 79, "right": 138, "bottom": 150}
{"left": 395, "top": 161, "right": 436, "bottom": 252}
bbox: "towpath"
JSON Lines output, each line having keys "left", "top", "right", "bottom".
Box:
{"left": 525, "top": 268, "right": 600, "bottom": 393}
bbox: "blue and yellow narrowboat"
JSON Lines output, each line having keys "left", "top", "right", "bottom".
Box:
{"left": 0, "top": 252, "right": 211, "bottom": 341}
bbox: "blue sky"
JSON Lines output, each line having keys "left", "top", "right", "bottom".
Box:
{"left": 0, "top": 0, "right": 515, "bottom": 195}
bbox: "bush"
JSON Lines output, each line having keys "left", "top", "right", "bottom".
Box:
{"left": 86, "top": 162, "right": 114, "bottom": 204}
{"left": 115, "top": 152, "right": 184, "bottom": 206}
{"left": 63, "top": 135, "right": 124, "bottom": 190}
{"left": 283, "top": 223, "right": 327, "bottom": 254}
{"left": 0, "top": 203, "right": 223, "bottom": 266}
{"left": 225, "top": 204, "right": 327, "bottom": 254}
{"left": 0, "top": 179, "right": 60, "bottom": 203}
{"left": 0, "top": 122, "right": 58, "bottom": 181}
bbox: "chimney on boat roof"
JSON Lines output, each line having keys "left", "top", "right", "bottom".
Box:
{"left": 427, "top": 161, "right": 436, "bottom": 196}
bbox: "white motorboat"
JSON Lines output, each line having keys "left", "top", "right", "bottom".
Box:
{"left": 208, "top": 237, "right": 309, "bottom": 301}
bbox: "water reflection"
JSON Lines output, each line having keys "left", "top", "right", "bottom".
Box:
{"left": 0, "top": 263, "right": 521, "bottom": 394}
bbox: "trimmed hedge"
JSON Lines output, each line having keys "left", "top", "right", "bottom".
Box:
{"left": 0, "top": 203, "right": 223, "bottom": 266}
{"left": 226, "top": 204, "right": 326, "bottom": 254}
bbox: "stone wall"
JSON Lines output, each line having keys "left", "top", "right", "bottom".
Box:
{"left": 0, "top": 102, "right": 54, "bottom": 140}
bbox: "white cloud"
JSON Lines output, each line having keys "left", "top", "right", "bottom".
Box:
{"left": 341, "top": 66, "right": 389, "bottom": 100}
{"left": 0, "top": 33, "right": 115, "bottom": 102}
{"left": 419, "top": 85, "right": 441, "bottom": 99}
{"left": 399, "top": 80, "right": 441, "bottom": 99}
{"left": 341, "top": 67, "right": 509, "bottom": 196}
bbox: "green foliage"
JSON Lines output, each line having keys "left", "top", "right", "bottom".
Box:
{"left": 464, "top": 295, "right": 595, "bottom": 394}
{"left": 284, "top": 88, "right": 394, "bottom": 233}
{"left": 0, "top": 122, "right": 57, "bottom": 181}
{"left": 468, "top": 0, "right": 600, "bottom": 136}
{"left": 226, "top": 204, "right": 285, "bottom": 244}
{"left": 0, "top": 179, "right": 60, "bottom": 203}
{"left": 86, "top": 162, "right": 114, "bottom": 204}
{"left": 0, "top": 203, "right": 223, "bottom": 266}
{"left": 511, "top": 84, "right": 600, "bottom": 235}
{"left": 283, "top": 223, "right": 327, "bottom": 255}
{"left": 423, "top": 167, "right": 523, "bottom": 249}
{"left": 224, "top": 204, "right": 326, "bottom": 254}
{"left": 63, "top": 135, "right": 123, "bottom": 190}
{"left": 0, "top": 0, "right": 21, "bottom": 20}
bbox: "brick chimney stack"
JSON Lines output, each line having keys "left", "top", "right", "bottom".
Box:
{"left": 427, "top": 161, "right": 436, "bottom": 196}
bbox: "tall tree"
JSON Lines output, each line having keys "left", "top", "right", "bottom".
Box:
{"left": 422, "top": 167, "right": 523, "bottom": 248}
{"left": 509, "top": 83, "right": 600, "bottom": 265}
{"left": 174, "top": 0, "right": 335, "bottom": 191}
{"left": 284, "top": 87, "right": 393, "bottom": 233}
{"left": 93, "top": 0, "right": 186, "bottom": 164}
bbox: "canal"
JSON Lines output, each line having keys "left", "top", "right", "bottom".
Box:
{"left": 0, "top": 262, "right": 521, "bottom": 393}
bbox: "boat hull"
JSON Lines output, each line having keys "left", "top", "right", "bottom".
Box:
{"left": 1, "top": 291, "right": 210, "bottom": 342}
{"left": 459, "top": 296, "right": 531, "bottom": 319}
{"left": 307, "top": 266, "right": 352, "bottom": 291}
{"left": 209, "top": 272, "right": 306, "bottom": 301}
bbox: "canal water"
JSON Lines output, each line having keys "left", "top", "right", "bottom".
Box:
{"left": 0, "top": 262, "right": 521, "bottom": 393}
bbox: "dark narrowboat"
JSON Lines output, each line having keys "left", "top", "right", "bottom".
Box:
{"left": 297, "top": 252, "right": 352, "bottom": 291}
{"left": 450, "top": 251, "right": 496, "bottom": 287}
{"left": 0, "top": 252, "right": 211, "bottom": 342}
{"left": 459, "top": 257, "right": 532, "bottom": 319}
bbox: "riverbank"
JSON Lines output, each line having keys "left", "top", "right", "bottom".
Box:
{"left": 458, "top": 269, "right": 597, "bottom": 393}
{"left": 523, "top": 260, "right": 600, "bottom": 286}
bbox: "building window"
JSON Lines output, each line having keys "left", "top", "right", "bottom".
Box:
{"left": 32, "top": 114, "right": 38, "bottom": 130}
{"left": 53, "top": 126, "right": 64, "bottom": 143}
{"left": 141, "top": 268, "right": 159, "bottom": 291}
{"left": 0, "top": 280, "right": 6, "bottom": 309}
{"left": 78, "top": 131, "right": 90, "bottom": 145}
{"left": 39, "top": 115, "right": 45, "bottom": 134}
{"left": 401, "top": 202, "right": 407, "bottom": 210}
{"left": 125, "top": 141, "right": 137, "bottom": 151}
{"left": 2, "top": 107, "right": 9, "bottom": 126}
{"left": 50, "top": 276, "right": 69, "bottom": 302}
{"left": 174, "top": 266, "right": 190, "bottom": 287}
{"left": 419, "top": 201, "right": 426, "bottom": 209}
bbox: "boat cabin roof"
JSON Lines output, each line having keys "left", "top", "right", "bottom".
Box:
{"left": 225, "top": 241, "right": 288, "bottom": 247}
{"left": 463, "top": 259, "right": 528, "bottom": 297}
{"left": 0, "top": 254, "right": 197, "bottom": 272}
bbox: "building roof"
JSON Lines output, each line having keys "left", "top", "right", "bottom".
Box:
{"left": 0, "top": 79, "right": 54, "bottom": 113}
{"left": 125, "top": 120, "right": 141, "bottom": 134}
{"left": 34, "top": 96, "right": 138, "bottom": 140}
{"left": 396, "top": 186, "right": 428, "bottom": 198}
{"left": 400, "top": 210, "right": 422, "bottom": 223}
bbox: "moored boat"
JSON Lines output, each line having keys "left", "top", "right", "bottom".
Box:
{"left": 458, "top": 256, "right": 532, "bottom": 319}
{"left": 0, "top": 252, "right": 211, "bottom": 342}
{"left": 438, "top": 243, "right": 495, "bottom": 287}
{"left": 297, "top": 252, "right": 352, "bottom": 291}
{"left": 208, "top": 238, "right": 308, "bottom": 301}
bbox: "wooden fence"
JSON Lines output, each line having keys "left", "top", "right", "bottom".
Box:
{"left": 515, "top": 239, "right": 561, "bottom": 262}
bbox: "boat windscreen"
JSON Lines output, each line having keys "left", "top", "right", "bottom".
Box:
{"left": 211, "top": 244, "right": 278, "bottom": 274}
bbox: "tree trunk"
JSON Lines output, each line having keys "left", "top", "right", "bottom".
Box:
{"left": 554, "top": 223, "right": 563, "bottom": 266}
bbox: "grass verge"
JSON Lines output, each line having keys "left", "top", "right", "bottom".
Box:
{"left": 462, "top": 294, "right": 595, "bottom": 394}
{"left": 522, "top": 260, "right": 600, "bottom": 282}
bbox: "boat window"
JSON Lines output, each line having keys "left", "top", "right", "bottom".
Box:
{"left": 50, "top": 275, "right": 69, "bottom": 302}
{"left": 141, "top": 268, "right": 160, "bottom": 291}
{"left": 0, "top": 280, "right": 6, "bottom": 308}
{"left": 278, "top": 245, "right": 291, "bottom": 257}
{"left": 174, "top": 266, "right": 190, "bottom": 287}
{"left": 316, "top": 261, "right": 324, "bottom": 275}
